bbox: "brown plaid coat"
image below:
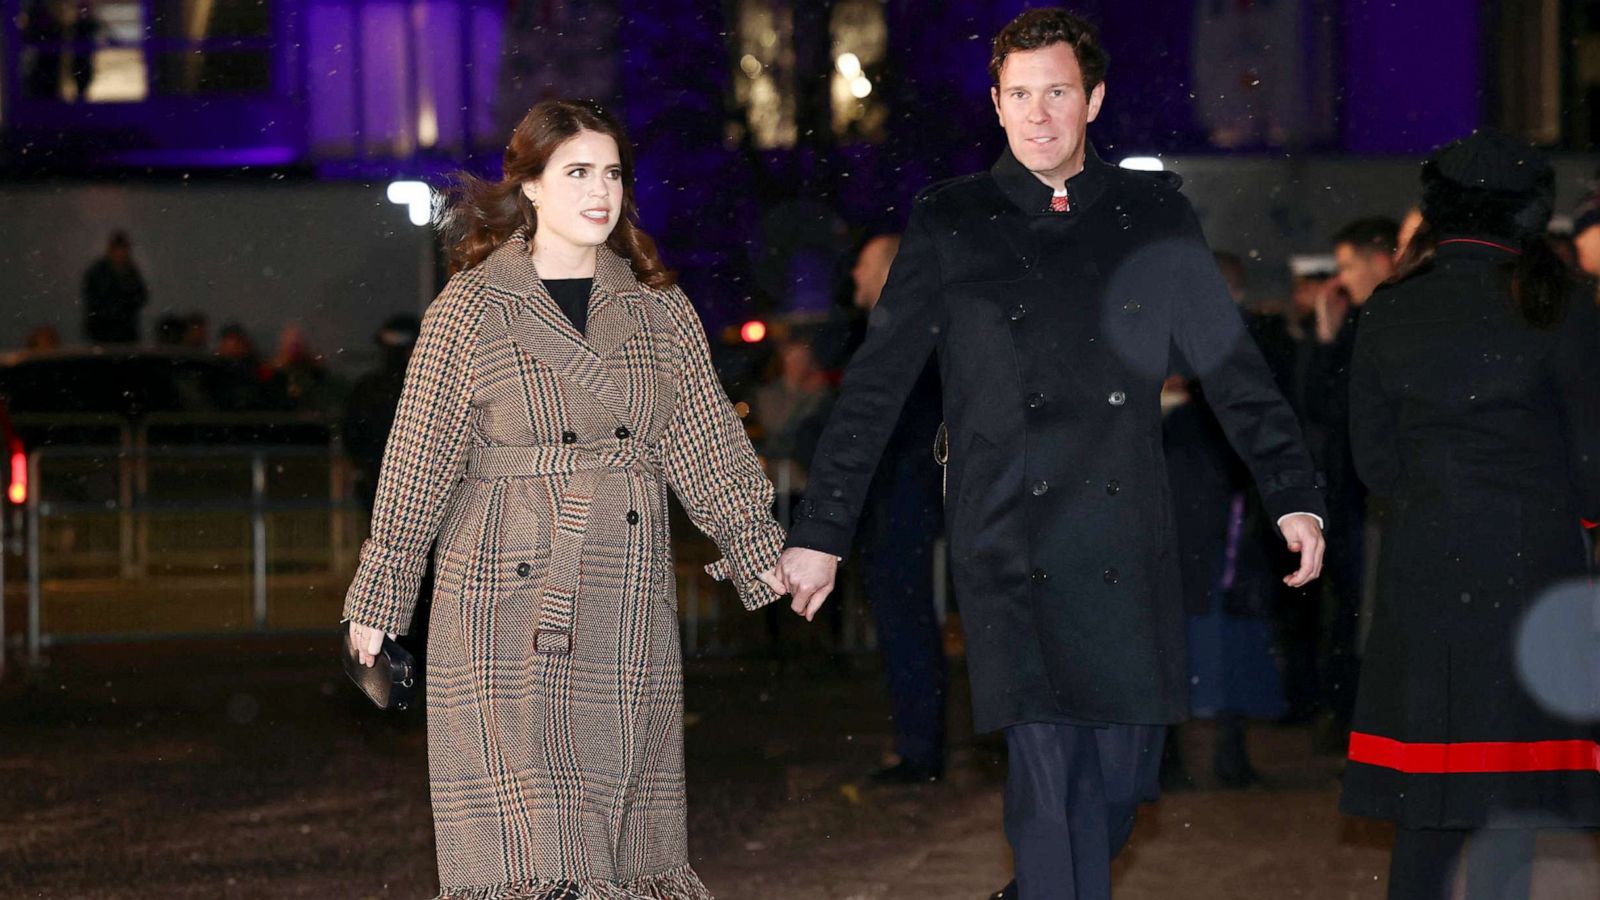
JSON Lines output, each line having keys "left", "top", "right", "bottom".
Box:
{"left": 343, "top": 232, "right": 785, "bottom": 899}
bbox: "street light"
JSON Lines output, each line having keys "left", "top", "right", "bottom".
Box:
{"left": 386, "top": 180, "right": 436, "bottom": 227}
{"left": 1118, "top": 156, "right": 1165, "bottom": 172}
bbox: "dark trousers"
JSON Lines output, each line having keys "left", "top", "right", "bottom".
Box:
{"left": 1003, "top": 722, "right": 1165, "bottom": 900}
{"left": 859, "top": 466, "right": 946, "bottom": 770}
{"left": 1387, "top": 827, "right": 1535, "bottom": 900}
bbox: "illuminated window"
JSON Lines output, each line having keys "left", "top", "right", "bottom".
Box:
{"left": 729, "top": 0, "right": 797, "bottom": 150}
{"left": 828, "top": 0, "right": 885, "bottom": 143}
{"left": 17, "top": 0, "right": 147, "bottom": 102}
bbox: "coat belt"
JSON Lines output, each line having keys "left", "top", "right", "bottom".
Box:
{"left": 464, "top": 443, "right": 664, "bottom": 656}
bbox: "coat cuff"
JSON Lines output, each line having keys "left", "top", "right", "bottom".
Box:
{"left": 341, "top": 538, "right": 428, "bottom": 635}
{"left": 1261, "top": 485, "right": 1328, "bottom": 528}
{"left": 782, "top": 497, "right": 856, "bottom": 558}
{"left": 704, "top": 516, "right": 786, "bottom": 611}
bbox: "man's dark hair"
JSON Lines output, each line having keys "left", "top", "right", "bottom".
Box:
{"left": 989, "top": 8, "right": 1108, "bottom": 93}
{"left": 1331, "top": 217, "right": 1400, "bottom": 255}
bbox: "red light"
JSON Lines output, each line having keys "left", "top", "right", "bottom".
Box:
{"left": 8, "top": 444, "right": 24, "bottom": 506}
{"left": 740, "top": 321, "right": 768, "bottom": 343}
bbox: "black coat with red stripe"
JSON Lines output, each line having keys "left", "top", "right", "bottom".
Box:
{"left": 785, "top": 145, "right": 1324, "bottom": 733}
{"left": 1340, "top": 238, "right": 1600, "bottom": 828}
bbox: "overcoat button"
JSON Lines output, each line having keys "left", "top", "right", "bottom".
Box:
{"left": 626, "top": 510, "right": 640, "bottom": 525}
{"left": 1027, "top": 392, "right": 1047, "bottom": 409}
{"left": 1106, "top": 479, "right": 1121, "bottom": 495}
{"left": 1031, "top": 568, "right": 1048, "bottom": 584}
{"left": 1123, "top": 299, "right": 1142, "bottom": 313}
{"left": 1108, "top": 391, "right": 1127, "bottom": 406}
{"left": 1103, "top": 568, "right": 1119, "bottom": 585}
{"left": 1008, "top": 305, "right": 1028, "bottom": 321}
{"left": 516, "top": 562, "right": 532, "bottom": 578}
{"left": 615, "top": 425, "right": 631, "bottom": 439}
{"left": 1031, "top": 481, "right": 1050, "bottom": 496}
{"left": 561, "top": 431, "right": 577, "bottom": 444}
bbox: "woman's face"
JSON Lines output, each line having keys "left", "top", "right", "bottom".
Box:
{"left": 523, "top": 129, "right": 624, "bottom": 255}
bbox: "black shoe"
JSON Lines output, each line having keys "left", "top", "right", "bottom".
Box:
{"left": 871, "top": 760, "right": 943, "bottom": 785}
{"left": 989, "top": 880, "right": 1018, "bottom": 899}
{"left": 1213, "top": 716, "right": 1261, "bottom": 789}
{"left": 1159, "top": 728, "right": 1196, "bottom": 792}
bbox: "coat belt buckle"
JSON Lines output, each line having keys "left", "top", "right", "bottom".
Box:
{"left": 534, "top": 628, "right": 573, "bottom": 655}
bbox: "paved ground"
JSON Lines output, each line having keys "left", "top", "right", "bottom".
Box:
{"left": 1, "top": 636, "right": 1596, "bottom": 899}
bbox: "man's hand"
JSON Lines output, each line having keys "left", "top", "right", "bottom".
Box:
{"left": 1313, "top": 281, "right": 1350, "bottom": 344}
{"left": 1278, "top": 514, "right": 1326, "bottom": 588}
{"left": 775, "top": 547, "right": 839, "bottom": 621}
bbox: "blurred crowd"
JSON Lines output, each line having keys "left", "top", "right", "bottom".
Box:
{"left": 18, "top": 230, "right": 347, "bottom": 416}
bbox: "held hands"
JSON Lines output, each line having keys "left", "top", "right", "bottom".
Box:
{"left": 1279, "top": 514, "right": 1326, "bottom": 588}
{"left": 348, "top": 622, "right": 398, "bottom": 668}
{"left": 762, "top": 547, "right": 839, "bottom": 621}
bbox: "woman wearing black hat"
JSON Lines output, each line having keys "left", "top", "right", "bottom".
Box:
{"left": 1340, "top": 131, "right": 1600, "bottom": 899}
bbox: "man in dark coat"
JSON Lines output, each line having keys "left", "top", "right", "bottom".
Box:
{"left": 775, "top": 9, "right": 1326, "bottom": 900}
{"left": 847, "top": 234, "right": 949, "bottom": 785}
{"left": 81, "top": 231, "right": 148, "bottom": 345}
{"left": 1304, "top": 217, "right": 1397, "bottom": 741}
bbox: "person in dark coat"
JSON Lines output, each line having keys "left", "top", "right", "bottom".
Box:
{"left": 343, "top": 314, "right": 422, "bottom": 513}
{"left": 847, "top": 233, "right": 948, "bottom": 784}
{"left": 1340, "top": 131, "right": 1600, "bottom": 900}
{"left": 81, "top": 231, "right": 148, "bottom": 344}
{"left": 1161, "top": 253, "right": 1289, "bottom": 791}
{"left": 1304, "top": 217, "right": 1398, "bottom": 742}
{"left": 774, "top": 10, "right": 1326, "bottom": 900}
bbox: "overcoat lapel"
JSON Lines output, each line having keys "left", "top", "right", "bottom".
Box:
{"left": 484, "top": 231, "right": 642, "bottom": 423}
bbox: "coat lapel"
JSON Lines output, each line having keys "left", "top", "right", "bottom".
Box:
{"left": 485, "top": 231, "right": 639, "bottom": 423}
{"left": 584, "top": 246, "right": 644, "bottom": 361}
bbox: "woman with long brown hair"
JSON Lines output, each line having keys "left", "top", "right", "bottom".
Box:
{"left": 1340, "top": 131, "right": 1600, "bottom": 899}
{"left": 344, "top": 99, "right": 785, "bottom": 899}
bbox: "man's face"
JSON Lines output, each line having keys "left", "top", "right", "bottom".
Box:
{"left": 1575, "top": 226, "right": 1600, "bottom": 278}
{"left": 1396, "top": 208, "right": 1424, "bottom": 256}
{"left": 991, "top": 43, "right": 1104, "bottom": 189}
{"left": 1333, "top": 243, "right": 1395, "bottom": 305}
{"left": 850, "top": 236, "right": 900, "bottom": 311}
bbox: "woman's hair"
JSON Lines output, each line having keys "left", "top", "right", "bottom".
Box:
{"left": 1389, "top": 160, "right": 1568, "bottom": 329}
{"left": 435, "top": 99, "right": 675, "bottom": 288}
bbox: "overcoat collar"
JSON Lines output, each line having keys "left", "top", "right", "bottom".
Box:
{"left": 991, "top": 141, "right": 1113, "bottom": 217}
{"left": 482, "top": 228, "right": 645, "bottom": 422}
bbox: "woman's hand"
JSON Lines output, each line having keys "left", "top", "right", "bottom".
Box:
{"left": 348, "top": 622, "right": 398, "bottom": 667}
{"left": 756, "top": 568, "right": 788, "bottom": 598}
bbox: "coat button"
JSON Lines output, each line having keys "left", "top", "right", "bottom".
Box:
{"left": 516, "top": 562, "right": 532, "bottom": 578}
{"left": 1106, "top": 479, "right": 1121, "bottom": 495}
{"left": 1103, "top": 567, "right": 1119, "bottom": 585}
{"left": 1008, "top": 304, "right": 1028, "bottom": 322}
{"left": 561, "top": 431, "right": 577, "bottom": 444}
{"left": 615, "top": 425, "right": 631, "bottom": 439}
{"left": 1027, "top": 392, "right": 1047, "bottom": 409}
{"left": 1123, "top": 299, "right": 1141, "bottom": 313}
{"left": 1031, "top": 568, "right": 1048, "bottom": 584}
{"left": 626, "top": 510, "right": 639, "bottom": 525}
{"left": 1031, "top": 481, "right": 1050, "bottom": 496}
{"left": 1107, "top": 391, "right": 1127, "bottom": 407}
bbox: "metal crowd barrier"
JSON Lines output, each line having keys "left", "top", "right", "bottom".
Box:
{"left": 1, "top": 417, "right": 934, "bottom": 674}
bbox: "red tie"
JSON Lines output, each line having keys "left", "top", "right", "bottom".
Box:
{"left": 1050, "top": 194, "right": 1069, "bottom": 212}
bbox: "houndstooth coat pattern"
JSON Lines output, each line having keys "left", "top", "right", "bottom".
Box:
{"left": 343, "top": 231, "right": 785, "bottom": 899}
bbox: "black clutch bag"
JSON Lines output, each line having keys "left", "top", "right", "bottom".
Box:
{"left": 341, "top": 624, "right": 417, "bottom": 711}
